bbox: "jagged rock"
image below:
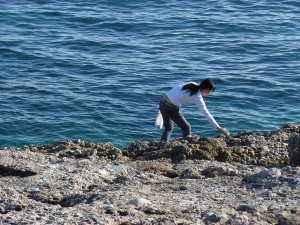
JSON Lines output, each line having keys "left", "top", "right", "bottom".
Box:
{"left": 1, "top": 124, "right": 300, "bottom": 224}
{"left": 237, "top": 204, "right": 268, "bottom": 213}
{"left": 204, "top": 212, "right": 229, "bottom": 223}
{"left": 23, "top": 140, "right": 122, "bottom": 160}
{"left": 123, "top": 124, "right": 300, "bottom": 165}
{"left": 179, "top": 168, "right": 203, "bottom": 179}
{"left": 288, "top": 133, "right": 300, "bottom": 166}
{"left": 10, "top": 124, "right": 299, "bottom": 166}
{"left": 142, "top": 205, "right": 169, "bottom": 215}
{"left": 203, "top": 166, "right": 227, "bottom": 177}
{"left": 243, "top": 169, "right": 278, "bottom": 183}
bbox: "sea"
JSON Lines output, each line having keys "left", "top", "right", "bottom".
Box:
{"left": 1, "top": 0, "right": 299, "bottom": 150}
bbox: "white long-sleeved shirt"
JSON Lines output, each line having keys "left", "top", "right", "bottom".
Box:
{"left": 166, "top": 82, "right": 220, "bottom": 129}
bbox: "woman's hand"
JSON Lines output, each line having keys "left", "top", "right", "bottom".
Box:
{"left": 217, "top": 127, "right": 230, "bottom": 136}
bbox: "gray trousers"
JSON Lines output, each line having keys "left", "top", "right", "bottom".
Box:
{"left": 159, "top": 98, "right": 191, "bottom": 142}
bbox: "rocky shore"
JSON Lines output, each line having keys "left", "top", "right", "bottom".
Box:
{"left": 1, "top": 124, "right": 300, "bottom": 224}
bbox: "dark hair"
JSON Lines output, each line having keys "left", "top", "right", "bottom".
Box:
{"left": 199, "top": 78, "right": 216, "bottom": 92}
{"left": 182, "top": 79, "right": 216, "bottom": 96}
{"left": 182, "top": 83, "right": 199, "bottom": 96}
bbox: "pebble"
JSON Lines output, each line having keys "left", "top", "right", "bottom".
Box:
{"left": 205, "top": 212, "right": 229, "bottom": 223}
{"left": 0, "top": 124, "right": 300, "bottom": 224}
{"left": 178, "top": 200, "right": 195, "bottom": 208}
{"left": 293, "top": 177, "right": 300, "bottom": 188}
{"left": 26, "top": 187, "right": 40, "bottom": 193}
{"left": 103, "top": 205, "right": 116, "bottom": 214}
{"left": 237, "top": 204, "right": 268, "bottom": 213}
{"left": 127, "top": 198, "right": 152, "bottom": 207}
{"left": 269, "top": 168, "right": 282, "bottom": 177}
{"left": 203, "top": 166, "right": 227, "bottom": 177}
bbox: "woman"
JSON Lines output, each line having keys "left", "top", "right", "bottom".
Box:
{"left": 159, "top": 78, "right": 229, "bottom": 141}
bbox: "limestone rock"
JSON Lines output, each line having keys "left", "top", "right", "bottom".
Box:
{"left": 202, "top": 166, "right": 227, "bottom": 178}
{"left": 127, "top": 198, "right": 152, "bottom": 207}
{"left": 1, "top": 124, "right": 300, "bottom": 224}
{"left": 122, "top": 124, "right": 300, "bottom": 165}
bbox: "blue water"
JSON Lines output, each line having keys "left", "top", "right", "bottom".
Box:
{"left": 1, "top": 1, "right": 299, "bottom": 149}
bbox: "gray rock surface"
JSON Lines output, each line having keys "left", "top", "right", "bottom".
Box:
{"left": 1, "top": 124, "right": 300, "bottom": 224}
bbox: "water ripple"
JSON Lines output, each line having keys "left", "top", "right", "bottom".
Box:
{"left": 0, "top": 0, "right": 299, "bottom": 148}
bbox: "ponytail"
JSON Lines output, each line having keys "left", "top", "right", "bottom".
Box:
{"left": 182, "top": 83, "right": 200, "bottom": 96}
{"left": 182, "top": 79, "right": 216, "bottom": 96}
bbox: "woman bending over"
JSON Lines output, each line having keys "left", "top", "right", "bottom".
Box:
{"left": 159, "top": 78, "right": 229, "bottom": 141}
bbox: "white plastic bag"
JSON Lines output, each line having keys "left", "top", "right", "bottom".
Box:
{"left": 155, "top": 111, "right": 164, "bottom": 129}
